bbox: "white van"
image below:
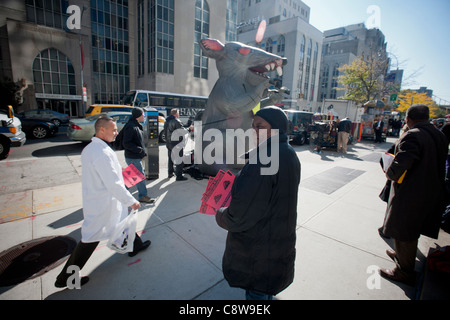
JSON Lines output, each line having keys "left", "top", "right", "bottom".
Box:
{"left": 0, "top": 106, "right": 26, "bottom": 160}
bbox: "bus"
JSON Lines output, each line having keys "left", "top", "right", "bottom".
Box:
{"left": 121, "top": 90, "right": 208, "bottom": 125}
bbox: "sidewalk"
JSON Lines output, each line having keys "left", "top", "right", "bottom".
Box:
{"left": 0, "top": 139, "right": 449, "bottom": 300}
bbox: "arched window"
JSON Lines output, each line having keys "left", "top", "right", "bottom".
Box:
{"left": 33, "top": 48, "right": 76, "bottom": 96}
{"left": 194, "top": 0, "right": 210, "bottom": 79}
{"left": 299, "top": 36, "right": 305, "bottom": 65}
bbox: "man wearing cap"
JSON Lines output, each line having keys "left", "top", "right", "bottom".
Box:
{"left": 215, "top": 106, "right": 301, "bottom": 300}
{"left": 122, "top": 107, "right": 155, "bottom": 203}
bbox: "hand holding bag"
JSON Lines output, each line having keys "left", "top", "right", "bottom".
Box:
{"left": 107, "top": 209, "right": 137, "bottom": 254}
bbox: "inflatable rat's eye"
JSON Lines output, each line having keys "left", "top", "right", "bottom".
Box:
{"left": 238, "top": 48, "right": 251, "bottom": 55}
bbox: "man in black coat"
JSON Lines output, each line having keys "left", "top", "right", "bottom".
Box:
{"left": 374, "top": 116, "right": 385, "bottom": 143}
{"left": 215, "top": 106, "right": 301, "bottom": 300}
{"left": 122, "top": 107, "right": 155, "bottom": 203}
{"left": 380, "top": 104, "right": 448, "bottom": 286}
{"left": 164, "top": 108, "right": 192, "bottom": 181}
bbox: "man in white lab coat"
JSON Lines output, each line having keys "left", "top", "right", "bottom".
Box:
{"left": 55, "top": 116, "right": 150, "bottom": 288}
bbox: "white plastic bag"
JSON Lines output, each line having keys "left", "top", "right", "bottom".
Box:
{"left": 107, "top": 209, "right": 137, "bottom": 254}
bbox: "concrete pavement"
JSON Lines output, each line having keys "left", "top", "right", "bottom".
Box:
{"left": 0, "top": 138, "right": 449, "bottom": 300}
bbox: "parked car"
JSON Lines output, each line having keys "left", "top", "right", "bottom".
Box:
{"left": 0, "top": 106, "right": 26, "bottom": 160}
{"left": 85, "top": 104, "right": 135, "bottom": 117}
{"left": 17, "top": 109, "right": 70, "bottom": 126}
{"left": 67, "top": 112, "right": 165, "bottom": 142}
{"left": 20, "top": 118, "right": 58, "bottom": 139}
{"left": 285, "top": 110, "right": 314, "bottom": 145}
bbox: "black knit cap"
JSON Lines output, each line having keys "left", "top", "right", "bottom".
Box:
{"left": 132, "top": 107, "right": 144, "bottom": 119}
{"left": 255, "top": 106, "right": 288, "bottom": 134}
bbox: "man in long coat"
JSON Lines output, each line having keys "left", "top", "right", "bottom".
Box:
{"left": 380, "top": 104, "right": 448, "bottom": 285}
{"left": 55, "top": 116, "right": 150, "bottom": 288}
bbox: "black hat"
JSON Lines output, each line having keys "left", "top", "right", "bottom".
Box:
{"left": 132, "top": 107, "right": 144, "bottom": 119}
{"left": 255, "top": 106, "right": 288, "bottom": 134}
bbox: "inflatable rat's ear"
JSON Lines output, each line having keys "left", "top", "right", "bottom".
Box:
{"left": 199, "top": 38, "right": 226, "bottom": 60}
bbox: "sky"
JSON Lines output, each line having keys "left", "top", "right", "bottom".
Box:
{"left": 302, "top": 0, "right": 450, "bottom": 105}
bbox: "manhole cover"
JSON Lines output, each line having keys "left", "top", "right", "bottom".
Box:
{"left": 0, "top": 236, "right": 77, "bottom": 287}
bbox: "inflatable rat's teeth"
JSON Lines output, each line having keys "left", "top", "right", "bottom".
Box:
{"left": 276, "top": 66, "right": 283, "bottom": 76}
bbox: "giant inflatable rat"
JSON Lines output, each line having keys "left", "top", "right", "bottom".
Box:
{"left": 196, "top": 39, "right": 288, "bottom": 176}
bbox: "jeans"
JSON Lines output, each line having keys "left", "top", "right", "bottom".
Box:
{"left": 245, "top": 290, "right": 273, "bottom": 300}
{"left": 125, "top": 157, "right": 147, "bottom": 199}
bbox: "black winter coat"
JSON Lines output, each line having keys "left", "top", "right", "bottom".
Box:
{"left": 383, "top": 122, "right": 448, "bottom": 241}
{"left": 215, "top": 134, "right": 301, "bottom": 295}
{"left": 164, "top": 115, "right": 186, "bottom": 150}
{"left": 122, "top": 119, "right": 146, "bottom": 159}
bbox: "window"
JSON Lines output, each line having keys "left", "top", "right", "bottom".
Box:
{"left": 26, "top": 0, "right": 69, "bottom": 30}
{"left": 91, "top": 0, "right": 130, "bottom": 104}
{"left": 138, "top": 0, "right": 145, "bottom": 76}
{"left": 226, "top": 0, "right": 238, "bottom": 41}
{"left": 310, "top": 43, "right": 318, "bottom": 101}
{"left": 33, "top": 48, "right": 76, "bottom": 96}
{"left": 265, "top": 38, "right": 273, "bottom": 53}
{"left": 331, "top": 63, "right": 339, "bottom": 99}
{"left": 148, "top": 0, "right": 175, "bottom": 74}
{"left": 136, "top": 92, "right": 149, "bottom": 106}
{"left": 194, "top": 0, "right": 210, "bottom": 79}
{"left": 321, "top": 64, "right": 329, "bottom": 90}
{"left": 277, "top": 35, "right": 285, "bottom": 56}
{"left": 303, "top": 39, "right": 312, "bottom": 100}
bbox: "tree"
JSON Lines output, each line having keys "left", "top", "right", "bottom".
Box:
{"left": 337, "top": 53, "right": 392, "bottom": 105}
{"left": 394, "top": 90, "right": 439, "bottom": 117}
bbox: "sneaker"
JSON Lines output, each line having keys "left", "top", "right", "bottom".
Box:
{"left": 139, "top": 196, "right": 155, "bottom": 203}
{"left": 176, "top": 176, "right": 188, "bottom": 181}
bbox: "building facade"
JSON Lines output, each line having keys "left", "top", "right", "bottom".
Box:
{"left": 237, "top": 0, "right": 322, "bottom": 111}
{"left": 0, "top": 0, "right": 237, "bottom": 117}
{"left": 319, "top": 23, "right": 388, "bottom": 102}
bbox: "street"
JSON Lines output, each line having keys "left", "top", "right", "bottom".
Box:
{"left": 1, "top": 126, "right": 84, "bottom": 195}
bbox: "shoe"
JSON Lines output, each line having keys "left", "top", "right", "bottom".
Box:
{"left": 168, "top": 173, "right": 174, "bottom": 178}
{"left": 379, "top": 267, "right": 416, "bottom": 286}
{"left": 139, "top": 196, "right": 155, "bottom": 203}
{"left": 55, "top": 276, "right": 90, "bottom": 288}
{"left": 386, "top": 249, "right": 396, "bottom": 262}
{"left": 176, "top": 176, "right": 188, "bottom": 181}
{"left": 128, "top": 240, "right": 151, "bottom": 257}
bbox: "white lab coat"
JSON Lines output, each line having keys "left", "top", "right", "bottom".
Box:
{"left": 81, "top": 137, "right": 137, "bottom": 242}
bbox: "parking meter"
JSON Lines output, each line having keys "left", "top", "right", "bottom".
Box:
{"left": 143, "top": 107, "right": 159, "bottom": 179}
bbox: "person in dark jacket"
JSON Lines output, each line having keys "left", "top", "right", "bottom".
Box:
{"left": 122, "top": 107, "right": 155, "bottom": 203}
{"left": 379, "top": 104, "right": 448, "bottom": 286}
{"left": 164, "top": 108, "right": 192, "bottom": 181}
{"left": 374, "top": 116, "right": 385, "bottom": 143}
{"left": 215, "top": 106, "right": 301, "bottom": 300}
{"left": 337, "top": 117, "right": 352, "bottom": 153}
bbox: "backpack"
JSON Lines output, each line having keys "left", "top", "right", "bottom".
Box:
{"left": 113, "top": 127, "right": 125, "bottom": 150}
